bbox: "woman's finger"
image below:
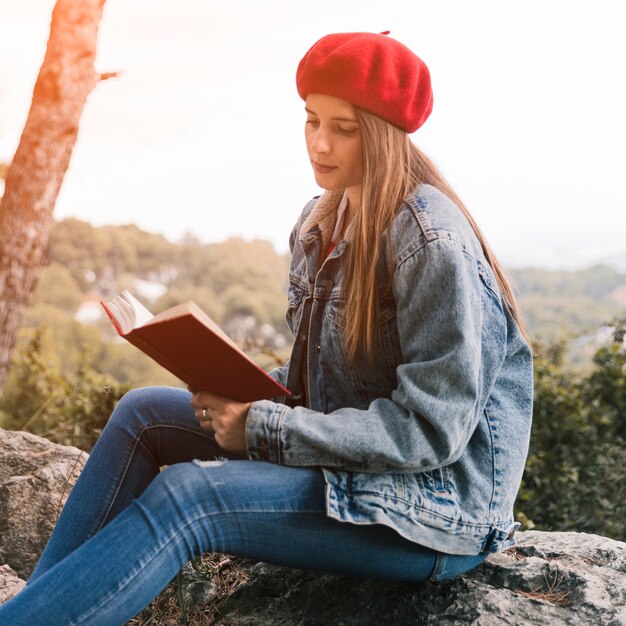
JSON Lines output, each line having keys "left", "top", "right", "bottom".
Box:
{"left": 195, "top": 408, "right": 214, "bottom": 430}
{"left": 189, "top": 394, "right": 217, "bottom": 412}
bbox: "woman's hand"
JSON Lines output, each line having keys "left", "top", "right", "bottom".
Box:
{"left": 189, "top": 388, "right": 251, "bottom": 456}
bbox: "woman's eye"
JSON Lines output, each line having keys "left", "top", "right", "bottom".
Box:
{"left": 305, "top": 119, "right": 319, "bottom": 126}
{"left": 338, "top": 127, "right": 358, "bottom": 135}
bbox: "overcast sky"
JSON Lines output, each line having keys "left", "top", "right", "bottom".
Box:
{"left": 1, "top": 0, "right": 625, "bottom": 269}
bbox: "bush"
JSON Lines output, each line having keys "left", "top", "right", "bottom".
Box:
{"left": 0, "top": 327, "right": 131, "bottom": 451}
{"left": 516, "top": 320, "right": 626, "bottom": 539}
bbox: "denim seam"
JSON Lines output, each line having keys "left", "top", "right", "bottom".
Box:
{"left": 288, "top": 274, "right": 309, "bottom": 290}
{"left": 275, "top": 404, "right": 288, "bottom": 465}
{"left": 484, "top": 408, "right": 498, "bottom": 517}
{"left": 428, "top": 553, "right": 447, "bottom": 581}
{"left": 86, "top": 440, "right": 136, "bottom": 538}
{"left": 404, "top": 195, "right": 434, "bottom": 242}
{"left": 394, "top": 237, "right": 476, "bottom": 280}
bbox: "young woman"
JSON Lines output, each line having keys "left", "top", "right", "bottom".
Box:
{"left": 0, "top": 32, "right": 533, "bottom": 625}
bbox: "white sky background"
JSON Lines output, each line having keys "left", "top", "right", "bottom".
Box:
{"left": 1, "top": 0, "right": 625, "bottom": 269}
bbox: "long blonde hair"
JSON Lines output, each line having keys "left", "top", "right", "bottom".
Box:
{"left": 342, "top": 108, "right": 529, "bottom": 363}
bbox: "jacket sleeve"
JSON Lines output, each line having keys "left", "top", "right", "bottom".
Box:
{"left": 245, "top": 237, "right": 491, "bottom": 473}
{"left": 266, "top": 363, "right": 289, "bottom": 390}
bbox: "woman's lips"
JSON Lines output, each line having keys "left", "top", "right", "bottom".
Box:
{"left": 313, "top": 161, "right": 337, "bottom": 174}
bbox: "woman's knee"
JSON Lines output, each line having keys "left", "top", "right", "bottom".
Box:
{"left": 106, "top": 386, "right": 192, "bottom": 433}
{"left": 140, "top": 460, "right": 259, "bottom": 523}
{"left": 138, "top": 462, "right": 221, "bottom": 526}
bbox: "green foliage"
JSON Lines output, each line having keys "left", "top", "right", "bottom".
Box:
{"left": 99, "top": 223, "right": 179, "bottom": 279}
{"left": 29, "top": 262, "right": 83, "bottom": 312}
{"left": 585, "top": 320, "right": 626, "bottom": 436}
{"left": 221, "top": 284, "right": 266, "bottom": 320}
{"left": 0, "top": 328, "right": 131, "bottom": 450}
{"left": 46, "top": 218, "right": 110, "bottom": 290}
{"left": 46, "top": 218, "right": 180, "bottom": 292}
{"left": 516, "top": 320, "right": 626, "bottom": 539}
{"left": 519, "top": 292, "right": 616, "bottom": 343}
{"left": 172, "top": 237, "right": 289, "bottom": 331}
{"left": 45, "top": 219, "right": 290, "bottom": 332}
{"left": 511, "top": 265, "right": 624, "bottom": 300}
{"left": 88, "top": 339, "right": 180, "bottom": 389}
{"left": 154, "top": 285, "right": 225, "bottom": 323}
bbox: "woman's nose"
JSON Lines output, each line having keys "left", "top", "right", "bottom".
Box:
{"left": 309, "top": 128, "right": 331, "bottom": 155}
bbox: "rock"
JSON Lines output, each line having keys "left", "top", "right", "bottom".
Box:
{"left": 184, "top": 578, "right": 219, "bottom": 608}
{"left": 1, "top": 427, "right": 625, "bottom": 624}
{"left": 0, "top": 564, "right": 26, "bottom": 605}
{"left": 216, "top": 531, "right": 626, "bottom": 625}
{"left": 0, "top": 428, "right": 87, "bottom": 578}
{"left": 178, "top": 560, "right": 220, "bottom": 608}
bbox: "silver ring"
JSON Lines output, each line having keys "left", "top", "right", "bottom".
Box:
{"left": 202, "top": 408, "right": 207, "bottom": 419}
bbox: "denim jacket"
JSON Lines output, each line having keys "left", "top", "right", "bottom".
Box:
{"left": 246, "top": 184, "right": 533, "bottom": 555}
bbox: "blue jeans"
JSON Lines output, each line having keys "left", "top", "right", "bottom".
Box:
{"left": 0, "top": 387, "right": 487, "bottom": 625}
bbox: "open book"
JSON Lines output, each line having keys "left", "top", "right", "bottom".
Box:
{"left": 101, "top": 291, "right": 290, "bottom": 402}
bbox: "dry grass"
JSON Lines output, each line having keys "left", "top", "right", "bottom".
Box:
{"left": 125, "top": 553, "right": 249, "bottom": 626}
{"left": 516, "top": 567, "right": 572, "bottom": 607}
{"left": 503, "top": 547, "right": 527, "bottom": 561}
{"left": 517, "top": 588, "right": 571, "bottom": 606}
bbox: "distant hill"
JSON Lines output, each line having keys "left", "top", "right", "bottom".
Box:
{"left": 40, "top": 217, "right": 625, "bottom": 346}
{"left": 509, "top": 265, "right": 625, "bottom": 342}
{"left": 42, "top": 217, "right": 290, "bottom": 332}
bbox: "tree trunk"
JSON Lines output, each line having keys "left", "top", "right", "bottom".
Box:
{"left": 0, "top": 0, "right": 106, "bottom": 395}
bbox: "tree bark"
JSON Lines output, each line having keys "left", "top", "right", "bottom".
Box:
{"left": 0, "top": 0, "right": 106, "bottom": 395}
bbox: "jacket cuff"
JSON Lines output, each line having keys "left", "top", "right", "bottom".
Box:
{"left": 245, "top": 400, "right": 287, "bottom": 463}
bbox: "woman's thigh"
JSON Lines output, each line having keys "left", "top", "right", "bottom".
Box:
{"left": 138, "top": 459, "right": 472, "bottom": 582}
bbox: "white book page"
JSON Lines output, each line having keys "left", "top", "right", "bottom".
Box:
{"left": 107, "top": 290, "right": 154, "bottom": 334}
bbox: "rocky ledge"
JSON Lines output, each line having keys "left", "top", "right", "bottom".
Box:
{"left": 0, "top": 564, "right": 25, "bottom": 605}
{"left": 0, "top": 428, "right": 87, "bottom": 578}
{"left": 1, "top": 428, "right": 625, "bottom": 624}
{"left": 216, "top": 531, "right": 626, "bottom": 625}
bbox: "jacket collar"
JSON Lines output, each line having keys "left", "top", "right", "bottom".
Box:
{"left": 299, "top": 189, "right": 344, "bottom": 252}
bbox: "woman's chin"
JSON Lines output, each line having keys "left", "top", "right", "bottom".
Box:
{"left": 313, "top": 176, "right": 342, "bottom": 192}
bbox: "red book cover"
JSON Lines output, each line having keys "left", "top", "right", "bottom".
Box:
{"left": 102, "top": 298, "right": 289, "bottom": 402}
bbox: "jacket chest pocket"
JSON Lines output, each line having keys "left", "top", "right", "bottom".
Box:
{"left": 324, "top": 295, "right": 400, "bottom": 404}
{"left": 286, "top": 279, "right": 308, "bottom": 335}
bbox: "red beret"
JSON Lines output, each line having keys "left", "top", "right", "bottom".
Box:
{"left": 296, "top": 32, "right": 433, "bottom": 133}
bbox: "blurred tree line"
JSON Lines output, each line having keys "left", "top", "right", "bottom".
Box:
{"left": 44, "top": 217, "right": 290, "bottom": 334}
{"left": 510, "top": 265, "right": 626, "bottom": 344}
{"left": 31, "top": 216, "right": 626, "bottom": 343}
{"left": 0, "top": 217, "right": 625, "bottom": 541}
